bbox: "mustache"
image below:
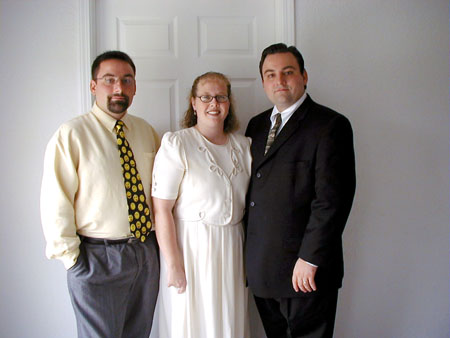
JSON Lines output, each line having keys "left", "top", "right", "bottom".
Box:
{"left": 108, "top": 94, "right": 129, "bottom": 100}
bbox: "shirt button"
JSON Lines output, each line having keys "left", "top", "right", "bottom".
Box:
{"left": 250, "top": 201, "right": 255, "bottom": 207}
{"left": 256, "top": 172, "right": 261, "bottom": 178}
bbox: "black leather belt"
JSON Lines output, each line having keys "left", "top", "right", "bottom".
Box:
{"left": 79, "top": 235, "right": 138, "bottom": 245}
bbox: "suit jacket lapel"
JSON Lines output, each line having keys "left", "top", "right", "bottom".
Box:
{"left": 255, "top": 95, "right": 313, "bottom": 168}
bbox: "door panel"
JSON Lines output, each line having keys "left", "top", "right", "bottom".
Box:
{"left": 96, "top": 0, "right": 276, "bottom": 136}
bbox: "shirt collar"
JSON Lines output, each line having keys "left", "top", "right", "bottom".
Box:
{"left": 91, "top": 102, "right": 130, "bottom": 132}
{"left": 270, "top": 92, "right": 308, "bottom": 124}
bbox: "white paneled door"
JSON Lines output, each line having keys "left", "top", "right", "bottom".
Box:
{"left": 94, "top": 0, "right": 290, "bottom": 136}
{"left": 92, "top": 1, "right": 291, "bottom": 337}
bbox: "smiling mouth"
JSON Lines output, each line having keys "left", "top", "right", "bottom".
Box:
{"left": 207, "top": 111, "right": 220, "bottom": 115}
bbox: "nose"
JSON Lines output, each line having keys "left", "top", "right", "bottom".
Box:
{"left": 209, "top": 97, "right": 219, "bottom": 105}
{"left": 276, "top": 73, "right": 286, "bottom": 85}
{"left": 113, "top": 80, "right": 123, "bottom": 92}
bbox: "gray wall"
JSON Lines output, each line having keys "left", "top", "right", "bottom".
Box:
{"left": 1, "top": 1, "right": 81, "bottom": 337}
{"left": 295, "top": 1, "right": 449, "bottom": 337}
{"left": 0, "top": 0, "right": 448, "bottom": 337}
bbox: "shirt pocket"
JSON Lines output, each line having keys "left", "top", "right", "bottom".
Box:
{"left": 139, "top": 151, "right": 156, "bottom": 188}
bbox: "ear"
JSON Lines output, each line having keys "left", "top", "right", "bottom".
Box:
{"left": 302, "top": 69, "right": 308, "bottom": 84}
{"left": 90, "top": 80, "right": 97, "bottom": 95}
{"left": 261, "top": 78, "right": 267, "bottom": 91}
{"left": 191, "top": 97, "right": 196, "bottom": 111}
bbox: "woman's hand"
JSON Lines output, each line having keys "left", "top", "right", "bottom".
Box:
{"left": 167, "top": 263, "right": 187, "bottom": 294}
{"left": 153, "top": 197, "right": 187, "bottom": 294}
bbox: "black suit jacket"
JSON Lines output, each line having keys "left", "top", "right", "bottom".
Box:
{"left": 244, "top": 95, "right": 356, "bottom": 298}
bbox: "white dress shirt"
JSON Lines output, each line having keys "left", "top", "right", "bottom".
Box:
{"left": 269, "top": 92, "right": 308, "bottom": 135}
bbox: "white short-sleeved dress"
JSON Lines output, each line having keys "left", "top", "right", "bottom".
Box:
{"left": 152, "top": 127, "right": 251, "bottom": 338}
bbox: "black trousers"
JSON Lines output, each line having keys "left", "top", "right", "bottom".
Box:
{"left": 67, "top": 232, "right": 160, "bottom": 338}
{"left": 254, "top": 289, "right": 338, "bottom": 338}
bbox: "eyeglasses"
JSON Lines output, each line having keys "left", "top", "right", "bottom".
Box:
{"left": 96, "top": 75, "right": 135, "bottom": 87}
{"left": 196, "top": 95, "right": 229, "bottom": 103}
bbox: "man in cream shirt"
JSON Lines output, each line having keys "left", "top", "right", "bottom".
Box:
{"left": 40, "top": 51, "right": 160, "bottom": 338}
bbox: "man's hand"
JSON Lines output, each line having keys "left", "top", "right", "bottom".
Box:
{"left": 292, "top": 257, "right": 317, "bottom": 293}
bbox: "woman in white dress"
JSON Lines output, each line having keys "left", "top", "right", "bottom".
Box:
{"left": 152, "top": 72, "right": 251, "bottom": 338}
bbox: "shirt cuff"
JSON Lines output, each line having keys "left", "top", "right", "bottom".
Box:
{"left": 61, "top": 250, "right": 80, "bottom": 270}
{"left": 305, "top": 260, "right": 318, "bottom": 268}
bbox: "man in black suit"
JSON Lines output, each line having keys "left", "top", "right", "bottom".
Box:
{"left": 245, "top": 43, "right": 356, "bottom": 337}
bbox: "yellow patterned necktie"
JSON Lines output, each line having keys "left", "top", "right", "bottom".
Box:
{"left": 115, "top": 120, "right": 151, "bottom": 242}
{"left": 264, "top": 113, "right": 282, "bottom": 155}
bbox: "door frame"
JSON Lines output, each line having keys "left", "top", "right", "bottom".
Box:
{"left": 77, "top": 0, "right": 295, "bottom": 113}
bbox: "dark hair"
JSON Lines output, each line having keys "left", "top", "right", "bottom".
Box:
{"left": 181, "top": 72, "right": 239, "bottom": 133}
{"left": 258, "top": 43, "right": 305, "bottom": 78}
{"left": 91, "top": 50, "right": 136, "bottom": 79}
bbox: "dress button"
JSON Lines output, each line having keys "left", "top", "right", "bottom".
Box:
{"left": 256, "top": 172, "right": 261, "bottom": 178}
{"left": 250, "top": 201, "right": 255, "bottom": 207}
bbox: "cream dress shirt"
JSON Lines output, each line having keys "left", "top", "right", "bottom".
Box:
{"left": 40, "top": 103, "right": 159, "bottom": 269}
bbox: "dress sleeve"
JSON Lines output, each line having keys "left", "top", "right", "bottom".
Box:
{"left": 151, "top": 132, "right": 186, "bottom": 200}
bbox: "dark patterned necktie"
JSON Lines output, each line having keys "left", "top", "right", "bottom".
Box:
{"left": 115, "top": 120, "right": 151, "bottom": 242}
{"left": 264, "top": 113, "right": 282, "bottom": 155}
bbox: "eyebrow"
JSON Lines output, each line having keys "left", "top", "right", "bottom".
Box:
{"left": 98, "top": 72, "right": 134, "bottom": 78}
{"left": 263, "top": 65, "right": 296, "bottom": 75}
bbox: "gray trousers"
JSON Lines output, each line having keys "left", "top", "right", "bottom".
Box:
{"left": 67, "top": 232, "right": 159, "bottom": 338}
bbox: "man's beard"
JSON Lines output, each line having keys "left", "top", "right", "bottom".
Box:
{"left": 107, "top": 94, "right": 130, "bottom": 114}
